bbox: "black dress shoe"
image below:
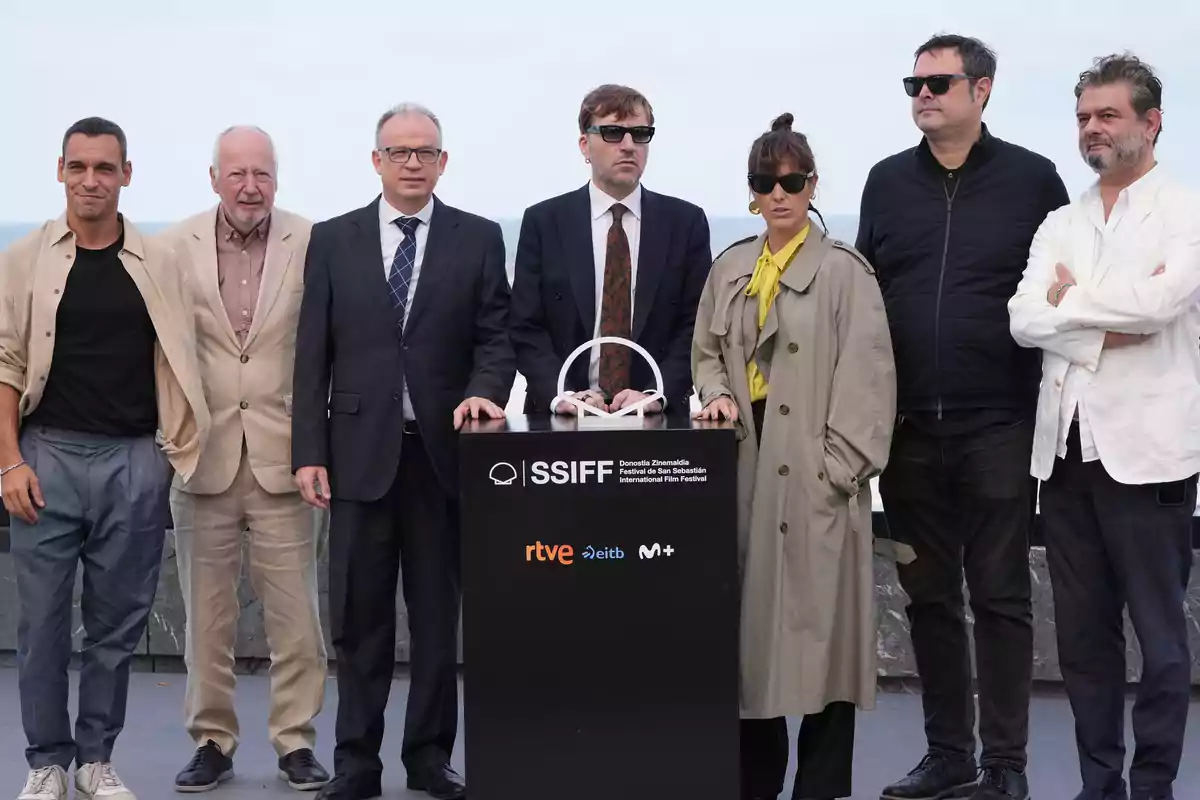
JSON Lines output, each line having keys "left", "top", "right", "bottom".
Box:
{"left": 278, "top": 749, "right": 330, "bottom": 791}
{"left": 971, "top": 766, "right": 1028, "bottom": 800}
{"left": 880, "top": 754, "right": 978, "bottom": 799}
{"left": 175, "top": 740, "right": 234, "bottom": 793}
{"left": 314, "top": 772, "right": 382, "bottom": 800}
{"left": 407, "top": 763, "right": 466, "bottom": 800}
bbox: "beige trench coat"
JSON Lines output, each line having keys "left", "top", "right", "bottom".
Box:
{"left": 691, "top": 223, "right": 897, "bottom": 718}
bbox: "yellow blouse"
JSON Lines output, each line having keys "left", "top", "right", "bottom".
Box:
{"left": 744, "top": 224, "right": 809, "bottom": 401}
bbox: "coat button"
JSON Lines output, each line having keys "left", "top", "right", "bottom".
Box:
{"left": 393, "top": 392, "right": 401, "bottom": 400}
{"left": 788, "top": 343, "right": 798, "bottom": 353}
{"left": 240, "top": 355, "right": 249, "bottom": 364}
{"left": 779, "top": 522, "right": 788, "bottom": 534}
{"left": 817, "top": 471, "right": 825, "bottom": 480}
{"left": 778, "top": 465, "right": 789, "bottom": 476}
{"left": 239, "top": 401, "right": 249, "bottom": 409}
{"left": 779, "top": 404, "right": 789, "bottom": 415}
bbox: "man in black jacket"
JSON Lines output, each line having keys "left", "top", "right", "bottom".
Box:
{"left": 292, "top": 102, "right": 513, "bottom": 800}
{"left": 510, "top": 84, "right": 711, "bottom": 416}
{"left": 856, "top": 34, "right": 1069, "bottom": 800}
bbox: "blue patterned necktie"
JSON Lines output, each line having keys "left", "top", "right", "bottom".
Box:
{"left": 388, "top": 216, "right": 421, "bottom": 319}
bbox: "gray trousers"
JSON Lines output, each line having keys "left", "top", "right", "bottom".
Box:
{"left": 10, "top": 424, "right": 173, "bottom": 770}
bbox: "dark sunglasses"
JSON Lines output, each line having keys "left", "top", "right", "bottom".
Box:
{"left": 748, "top": 171, "right": 813, "bottom": 195}
{"left": 586, "top": 124, "right": 655, "bottom": 144}
{"left": 903, "top": 73, "right": 970, "bottom": 97}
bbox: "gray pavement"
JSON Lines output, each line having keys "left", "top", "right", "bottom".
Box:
{"left": 0, "top": 669, "right": 1195, "bottom": 799}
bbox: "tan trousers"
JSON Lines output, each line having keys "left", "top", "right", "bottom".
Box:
{"left": 170, "top": 446, "right": 328, "bottom": 758}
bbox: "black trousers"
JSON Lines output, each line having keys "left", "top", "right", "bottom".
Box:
{"left": 740, "top": 706, "right": 856, "bottom": 800}
{"left": 1041, "top": 423, "right": 1195, "bottom": 799}
{"left": 740, "top": 401, "right": 856, "bottom": 800}
{"left": 326, "top": 427, "right": 462, "bottom": 780}
{"left": 878, "top": 414, "right": 1036, "bottom": 770}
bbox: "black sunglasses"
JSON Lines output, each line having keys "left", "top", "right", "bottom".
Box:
{"left": 586, "top": 124, "right": 655, "bottom": 144}
{"left": 748, "top": 171, "right": 812, "bottom": 195}
{"left": 903, "top": 73, "right": 971, "bottom": 97}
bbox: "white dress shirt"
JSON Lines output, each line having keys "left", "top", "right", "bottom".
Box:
{"left": 1008, "top": 164, "right": 1200, "bottom": 484}
{"left": 379, "top": 195, "right": 434, "bottom": 420}
{"left": 587, "top": 181, "right": 642, "bottom": 391}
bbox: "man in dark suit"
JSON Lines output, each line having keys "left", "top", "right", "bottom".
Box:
{"left": 511, "top": 83, "right": 712, "bottom": 416}
{"left": 291, "top": 102, "right": 513, "bottom": 800}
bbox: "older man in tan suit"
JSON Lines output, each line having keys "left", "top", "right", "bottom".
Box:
{"left": 164, "top": 126, "right": 330, "bottom": 794}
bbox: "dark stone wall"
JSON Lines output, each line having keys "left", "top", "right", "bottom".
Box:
{"left": 0, "top": 513, "right": 1197, "bottom": 683}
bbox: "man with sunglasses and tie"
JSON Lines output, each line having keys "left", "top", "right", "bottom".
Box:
{"left": 856, "top": 34, "right": 1069, "bottom": 800}
{"left": 291, "top": 102, "right": 513, "bottom": 800}
{"left": 510, "top": 83, "right": 711, "bottom": 417}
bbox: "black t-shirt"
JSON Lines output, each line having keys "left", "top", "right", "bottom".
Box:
{"left": 26, "top": 233, "right": 159, "bottom": 437}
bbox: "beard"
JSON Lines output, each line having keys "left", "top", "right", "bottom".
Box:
{"left": 1082, "top": 129, "right": 1147, "bottom": 174}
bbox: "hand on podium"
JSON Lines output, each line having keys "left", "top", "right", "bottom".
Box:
{"left": 454, "top": 396, "right": 505, "bottom": 429}
{"left": 694, "top": 396, "right": 739, "bottom": 422}
{"left": 554, "top": 389, "right": 608, "bottom": 415}
{"left": 611, "top": 389, "right": 662, "bottom": 414}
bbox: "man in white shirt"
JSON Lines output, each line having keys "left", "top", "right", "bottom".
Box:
{"left": 1008, "top": 53, "right": 1199, "bottom": 800}
{"left": 509, "top": 84, "right": 712, "bottom": 417}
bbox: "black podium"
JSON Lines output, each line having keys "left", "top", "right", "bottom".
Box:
{"left": 458, "top": 412, "right": 740, "bottom": 800}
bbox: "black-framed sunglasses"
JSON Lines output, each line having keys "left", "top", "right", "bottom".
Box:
{"left": 586, "top": 124, "right": 655, "bottom": 144}
{"left": 379, "top": 146, "right": 442, "bottom": 164}
{"left": 903, "top": 73, "right": 971, "bottom": 97}
{"left": 748, "top": 171, "right": 813, "bottom": 195}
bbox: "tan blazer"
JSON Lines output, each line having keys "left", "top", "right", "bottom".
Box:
{"left": 0, "top": 215, "right": 210, "bottom": 480}
{"left": 162, "top": 206, "right": 312, "bottom": 495}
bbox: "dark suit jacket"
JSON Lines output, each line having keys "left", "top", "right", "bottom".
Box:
{"left": 291, "top": 195, "right": 514, "bottom": 501}
{"left": 509, "top": 184, "right": 711, "bottom": 413}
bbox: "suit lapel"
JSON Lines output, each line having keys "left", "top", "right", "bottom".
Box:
{"left": 190, "top": 209, "right": 240, "bottom": 347}
{"left": 350, "top": 199, "right": 401, "bottom": 327}
{"left": 564, "top": 186, "right": 596, "bottom": 335}
{"left": 633, "top": 187, "right": 667, "bottom": 340}
{"left": 404, "top": 197, "right": 457, "bottom": 335}
{"left": 244, "top": 215, "right": 294, "bottom": 348}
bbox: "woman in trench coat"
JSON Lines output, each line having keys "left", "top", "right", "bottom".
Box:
{"left": 691, "top": 113, "right": 897, "bottom": 800}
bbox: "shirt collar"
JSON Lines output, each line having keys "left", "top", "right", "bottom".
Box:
{"left": 1083, "top": 161, "right": 1167, "bottom": 213}
{"left": 379, "top": 194, "right": 434, "bottom": 229}
{"left": 589, "top": 181, "right": 642, "bottom": 221}
{"left": 217, "top": 205, "right": 270, "bottom": 243}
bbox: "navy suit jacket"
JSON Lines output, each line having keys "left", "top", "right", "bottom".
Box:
{"left": 510, "top": 184, "right": 712, "bottom": 413}
{"left": 291, "top": 195, "right": 514, "bottom": 501}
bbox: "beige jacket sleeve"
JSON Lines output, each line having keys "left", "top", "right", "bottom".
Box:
{"left": 690, "top": 267, "right": 733, "bottom": 407}
{"left": 0, "top": 246, "right": 27, "bottom": 394}
{"left": 822, "top": 247, "right": 897, "bottom": 496}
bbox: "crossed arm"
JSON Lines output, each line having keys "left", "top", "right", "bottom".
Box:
{"left": 1009, "top": 208, "right": 1200, "bottom": 367}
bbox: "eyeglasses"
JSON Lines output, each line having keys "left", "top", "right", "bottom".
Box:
{"left": 380, "top": 146, "right": 442, "bottom": 164}
{"left": 586, "top": 125, "right": 655, "bottom": 144}
{"left": 748, "top": 171, "right": 813, "bottom": 195}
{"left": 903, "top": 73, "right": 971, "bottom": 97}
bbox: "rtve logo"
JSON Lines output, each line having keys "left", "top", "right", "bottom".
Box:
{"left": 530, "top": 460, "right": 613, "bottom": 485}
{"left": 525, "top": 540, "right": 574, "bottom": 565}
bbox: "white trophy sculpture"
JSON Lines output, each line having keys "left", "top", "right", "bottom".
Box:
{"left": 550, "top": 336, "right": 665, "bottom": 428}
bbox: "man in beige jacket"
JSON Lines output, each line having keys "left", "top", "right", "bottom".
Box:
{"left": 0, "top": 117, "right": 209, "bottom": 800}
{"left": 163, "top": 126, "right": 329, "bottom": 794}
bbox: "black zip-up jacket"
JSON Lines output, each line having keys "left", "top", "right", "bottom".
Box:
{"left": 855, "top": 125, "right": 1069, "bottom": 419}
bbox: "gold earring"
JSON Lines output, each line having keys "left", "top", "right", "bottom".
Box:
{"left": 748, "top": 199, "right": 761, "bottom": 215}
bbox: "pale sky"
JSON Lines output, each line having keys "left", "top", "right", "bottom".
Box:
{"left": 3, "top": 0, "right": 1198, "bottom": 224}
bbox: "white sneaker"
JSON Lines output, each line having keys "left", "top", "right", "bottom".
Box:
{"left": 16, "top": 766, "right": 67, "bottom": 800}
{"left": 74, "top": 763, "right": 136, "bottom": 800}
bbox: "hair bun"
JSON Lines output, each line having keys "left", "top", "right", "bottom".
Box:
{"left": 770, "top": 112, "right": 794, "bottom": 132}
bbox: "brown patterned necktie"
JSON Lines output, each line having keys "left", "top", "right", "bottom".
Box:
{"left": 598, "top": 203, "right": 632, "bottom": 398}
